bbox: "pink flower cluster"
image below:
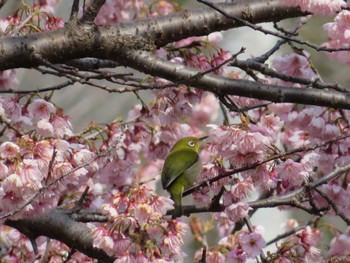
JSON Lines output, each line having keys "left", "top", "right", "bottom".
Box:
{"left": 0, "top": 225, "right": 92, "bottom": 262}
{"left": 271, "top": 225, "right": 323, "bottom": 261}
{"left": 327, "top": 227, "right": 350, "bottom": 259}
{"left": 35, "top": 0, "right": 58, "bottom": 14}
{"left": 194, "top": 229, "right": 266, "bottom": 262}
{"left": 94, "top": 0, "right": 178, "bottom": 25}
{"left": 91, "top": 185, "right": 187, "bottom": 262}
{"left": 323, "top": 10, "right": 350, "bottom": 65}
{"left": 272, "top": 53, "right": 318, "bottom": 83}
{"left": 284, "top": 0, "right": 346, "bottom": 15}
{"left": 0, "top": 69, "right": 18, "bottom": 91}
{"left": 0, "top": 97, "right": 100, "bottom": 220}
{"left": 0, "top": 1, "right": 63, "bottom": 35}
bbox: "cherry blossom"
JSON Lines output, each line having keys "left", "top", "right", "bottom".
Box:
{"left": 284, "top": 0, "right": 346, "bottom": 15}
{"left": 0, "top": 142, "right": 20, "bottom": 159}
{"left": 0, "top": 70, "right": 18, "bottom": 90}
{"left": 276, "top": 159, "right": 309, "bottom": 190}
{"left": 240, "top": 232, "right": 266, "bottom": 258}
{"left": 272, "top": 53, "right": 318, "bottom": 81}
{"left": 224, "top": 202, "right": 252, "bottom": 223}
{"left": 92, "top": 227, "right": 115, "bottom": 256}
{"left": 2, "top": 1, "right": 350, "bottom": 262}
{"left": 327, "top": 227, "right": 350, "bottom": 259}
{"left": 27, "top": 99, "right": 56, "bottom": 120}
{"left": 323, "top": 10, "right": 350, "bottom": 64}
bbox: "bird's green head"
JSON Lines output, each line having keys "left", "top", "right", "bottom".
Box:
{"left": 170, "top": 136, "right": 208, "bottom": 153}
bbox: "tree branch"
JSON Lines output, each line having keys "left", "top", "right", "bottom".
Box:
{"left": 0, "top": 1, "right": 303, "bottom": 70}
{"left": 80, "top": 0, "right": 106, "bottom": 23}
{"left": 5, "top": 209, "right": 114, "bottom": 263}
{"left": 121, "top": 50, "right": 350, "bottom": 109}
{"left": 70, "top": 0, "right": 81, "bottom": 20}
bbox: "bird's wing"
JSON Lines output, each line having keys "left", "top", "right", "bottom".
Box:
{"left": 161, "top": 150, "right": 199, "bottom": 189}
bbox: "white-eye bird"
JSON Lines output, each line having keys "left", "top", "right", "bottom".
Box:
{"left": 161, "top": 136, "right": 208, "bottom": 218}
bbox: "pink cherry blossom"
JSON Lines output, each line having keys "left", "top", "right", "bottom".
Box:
{"left": 133, "top": 204, "right": 152, "bottom": 227}
{"left": 272, "top": 53, "right": 318, "bottom": 80}
{"left": 151, "top": 196, "right": 174, "bottom": 216}
{"left": 324, "top": 10, "right": 350, "bottom": 43}
{"left": 50, "top": 114, "right": 73, "bottom": 138}
{"left": 206, "top": 251, "right": 226, "bottom": 263}
{"left": 94, "top": 0, "right": 136, "bottom": 25}
{"left": 0, "top": 97, "right": 22, "bottom": 122}
{"left": 0, "top": 70, "right": 18, "bottom": 90}
{"left": 324, "top": 40, "right": 350, "bottom": 65}
{"left": 0, "top": 142, "right": 20, "bottom": 159}
{"left": 250, "top": 114, "right": 284, "bottom": 141}
{"left": 211, "top": 50, "right": 232, "bottom": 75}
{"left": 276, "top": 159, "right": 309, "bottom": 190}
{"left": 226, "top": 248, "right": 248, "bottom": 262}
{"left": 92, "top": 226, "right": 115, "bottom": 256}
{"left": 36, "top": 119, "right": 54, "bottom": 136}
{"left": 227, "top": 178, "right": 254, "bottom": 204}
{"left": 284, "top": 0, "right": 346, "bottom": 15}
{"left": 192, "top": 93, "right": 219, "bottom": 126}
{"left": 113, "top": 234, "right": 133, "bottom": 256}
{"left": 38, "top": 0, "right": 58, "bottom": 13}
{"left": 135, "top": 251, "right": 148, "bottom": 263}
{"left": 174, "top": 36, "right": 204, "bottom": 48}
{"left": 327, "top": 227, "right": 350, "bottom": 258}
{"left": 187, "top": 54, "right": 212, "bottom": 71}
{"left": 0, "top": 161, "right": 9, "bottom": 180}
{"left": 28, "top": 99, "right": 56, "bottom": 120}
{"left": 33, "top": 140, "right": 54, "bottom": 160}
{"left": 236, "top": 132, "right": 268, "bottom": 155}
{"left": 20, "top": 159, "right": 47, "bottom": 189}
{"left": 207, "top": 32, "right": 224, "bottom": 43}
{"left": 323, "top": 10, "right": 350, "bottom": 64}
{"left": 162, "top": 231, "right": 183, "bottom": 255}
{"left": 240, "top": 232, "right": 266, "bottom": 258}
{"left": 224, "top": 202, "right": 252, "bottom": 223}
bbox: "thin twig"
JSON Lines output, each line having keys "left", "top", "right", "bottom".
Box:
{"left": 266, "top": 220, "right": 313, "bottom": 246}
{"left": 254, "top": 15, "right": 312, "bottom": 63}
{"left": 185, "top": 134, "right": 350, "bottom": 196}
{"left": 232, "top": 59, "right": 349, "bottom": 93}
{"left": 313, "top": 188, "right": 350, "bottom": 225}
{"left": 0, "top": 81, "right": 73, "bottom": 94}
{"left": 0, "top": 145, "right": 115, "bottom": 220}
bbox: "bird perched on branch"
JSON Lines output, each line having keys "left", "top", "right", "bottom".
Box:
{"left": 161, "top": 136, "right": 208, "bottom": 218}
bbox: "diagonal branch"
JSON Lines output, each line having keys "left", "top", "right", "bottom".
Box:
{"left": 120, "top": 50, "right": 350, "bottom": 109}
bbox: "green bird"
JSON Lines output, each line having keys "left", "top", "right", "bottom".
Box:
{"left": 161, "top": 136, "right": 208, "bottom": 218}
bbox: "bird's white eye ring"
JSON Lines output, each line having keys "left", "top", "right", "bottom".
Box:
{"left": 188, "top": 141, "right": 195, "bottom": 147}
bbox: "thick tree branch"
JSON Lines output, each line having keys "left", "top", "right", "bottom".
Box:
{"left": 121, "top": 50, "right": 350, "bottom": 109}
{"left": 5, "top": 209, "right": 114, "bottom": 263}
{"left": 0, "top": 1, "right": 303, "bottom": 70}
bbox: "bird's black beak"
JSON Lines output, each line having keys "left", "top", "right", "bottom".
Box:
{"left": 199, "top": 136, "right": 209, "bottom": 141}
